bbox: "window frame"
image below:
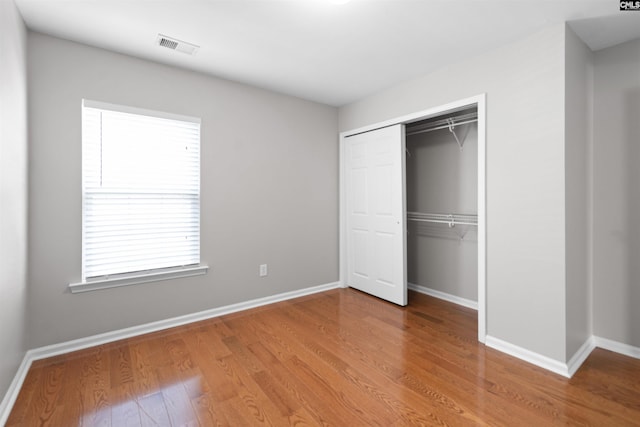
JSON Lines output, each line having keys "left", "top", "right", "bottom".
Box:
{"left": 69, "top": 99, "right": 207, "bottom": 293}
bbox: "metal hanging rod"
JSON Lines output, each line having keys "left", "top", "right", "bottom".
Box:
{"left": 406, "top": 111, "right": 477, "bottom": 151}
{"left": 405, "top": 118, "right": 477, "bottom": 137}
{"left": 406, "top": 112, "right": 477, "bottom": 137}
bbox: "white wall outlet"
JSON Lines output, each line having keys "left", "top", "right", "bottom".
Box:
{"left": 259, "top": 264, "right": 268, "bottom": 277}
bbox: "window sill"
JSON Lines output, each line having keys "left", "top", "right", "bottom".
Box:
{"left": 68, "top": 265, "right": 209, "bottom": 294}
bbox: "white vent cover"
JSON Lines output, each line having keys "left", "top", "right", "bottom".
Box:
{"left": 156, "top": 34, "right": 199, "bottom": 55}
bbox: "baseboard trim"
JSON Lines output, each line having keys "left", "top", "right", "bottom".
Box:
{"left": 594, "top": 336, "right": 640, "bottom": 359}
{"left": 0, "top": 354, "right": 31, "bottom": 427}
{"left": 0, "top": 281, "right": 340, "bottom": 424}
{"left": 28, "top": 281, "right": 340, "bottom": 361}
{"left": 567, "top": 337, "right": 596, "bottom": 377}
{"left": 486, "top": 335, "right": 599, "bottom": 379}
{"left": 408, "top": 283, "right": 478, "bottom": 310}
{"left": 485, "top": 335, "right": 571, "bottom": 378}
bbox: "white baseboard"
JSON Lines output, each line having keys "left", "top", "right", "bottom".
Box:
{"left": 485, "top": 335, "right": 572, "bottom": 378}
{"left": 0, "top": 281, "right": 340, "bottom": 424}
{"left": 28, "top": 281, "right": 340, "bottom": 361}
{"left": 594, "top": 336, "right": 640, "bottom": 359}
{"left": 486, "top": 335, "right": 599, "bottom": 379}
{"left": 567, "top": 337, "right": 596, "bottom": 377}
{"left": 408, "top": 282, "right": 478, "bottom": 310}
{"left": 0, "top": 354, "right": 31, "bottom": 427}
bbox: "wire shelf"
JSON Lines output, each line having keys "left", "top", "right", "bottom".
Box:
{"left": 407, "top": 211, "right": 477, "bottom": 227}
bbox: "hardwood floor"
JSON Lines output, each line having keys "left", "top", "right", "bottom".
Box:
{"left": 7, "top": 288, "right": 640, "bottom": 426}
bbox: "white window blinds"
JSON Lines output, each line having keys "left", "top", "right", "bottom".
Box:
{"left": 82, "top": 100, "right": 201, "bottom": 280}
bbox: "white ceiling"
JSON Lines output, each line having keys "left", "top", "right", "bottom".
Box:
{"left": 14, "top": 0, "right": 640, "bottom": 106}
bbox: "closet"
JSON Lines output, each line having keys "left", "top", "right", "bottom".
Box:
{"left": 341, "top": 95, "right": 485, "bottom": 339}
{"left": 405, "top": 107, "right": 478, "bottom": 306}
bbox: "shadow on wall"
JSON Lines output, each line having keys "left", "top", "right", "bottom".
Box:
{"left": 626, "top": 87, "right": 640, "bottom": 347}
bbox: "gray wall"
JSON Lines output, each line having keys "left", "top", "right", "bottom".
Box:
{"left": 406, "top": 124, "right": 478, "bottom": 301}
{"left": 0, "top": 0, "right": 28, "bottom": 398}
{"left": 27, "top": 32, "right": 339, "bottom": 348}
{"left": 340, "top": 25, "right": 569, "bottom": 362}
{"left": 592, "top": 38, "right": 640, "bottom": 348}
{"left": 564, "top": 26, "right": 593, "bottom": 359}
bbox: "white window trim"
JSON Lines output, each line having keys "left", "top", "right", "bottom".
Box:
{"left": 82, "top": 99, "right": 201, "bottom": 124}
{"left": 69, "top": 264, "right": 209, "bottom": 293}
{"left": 71, "top": 99, "right": 206, "bottom": 293}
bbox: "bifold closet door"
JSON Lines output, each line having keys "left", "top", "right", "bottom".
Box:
{"left": 345, "top": 124, "right": 407, "bottom": 306}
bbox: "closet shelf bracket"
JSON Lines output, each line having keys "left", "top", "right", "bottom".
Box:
{"left": 447, "top": 118, "right": 464, "bottom": 151}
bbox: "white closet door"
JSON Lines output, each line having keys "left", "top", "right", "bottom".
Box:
{"left": 345, "top": 124, "right": 406, "bottom": 306}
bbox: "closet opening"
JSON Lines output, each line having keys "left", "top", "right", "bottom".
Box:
{"left": 340, "top": 94, "right": 487, "bottom": 343}
{"left": 405, "top": 106, "right": 479, "bottom": 310}
{"left": 339, "top": 94, "right": 486, "bottom": 342}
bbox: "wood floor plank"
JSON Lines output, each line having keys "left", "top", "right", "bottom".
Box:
{"left": 110, "top": 387, "right": 142, "bottom": 427}
{"left": 244, "top": 312, "right": 364, "bottom": 426}
{"left": 285, "top": 295, "right": 506, "bottom": 426}
{"left": 5, "top": 367, "right": 42, "bottom": 426}
{"left": 215, "top": 353, "right": 283, "bottom": 426}
{"left": 7, "top": 288, "right": 640, "bottom": 426}
{"left": 269, "top": 306, "right": 460, "bottom": 425}
{"left": 247, "top": 341, "right": 352, "bottom": 427}
{"left": 138, "top": 391, "right": 171, "bottom": 427}
{"left": 128, "top": 338, "right": 162, "bottom": 397}
{"left": 57, "top": 355, "right": 87, "bottom": 426}
{"left": 156, "top": 366, "right": 199, "bottom": 427}
{"left": 23, "top": 362, "right": 65, "bottom": 426}
{"left": 80, "top": 347, "right": 112, "bottom": 427}
{"left": 189, "top": 392, "right": 229, "bottom": 427}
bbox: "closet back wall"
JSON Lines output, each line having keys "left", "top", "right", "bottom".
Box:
{"left": 407, "top": 124, "right": 478, "bottom": 301}
{"left": 27, "top": 32, "right": 339, "bottom": 349}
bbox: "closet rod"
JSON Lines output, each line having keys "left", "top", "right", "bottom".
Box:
{"left": 406, "top": 118, "right": 477, "bottom": 137}
{"left": 407, "top": 111, "right": 477, "bottom": 132}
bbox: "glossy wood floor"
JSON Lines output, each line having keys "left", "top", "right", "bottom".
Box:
{"left": 7, "top": 289, "right": 640, "bottom": 426}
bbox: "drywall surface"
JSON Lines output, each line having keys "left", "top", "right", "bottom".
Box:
{"left": 0, "top": 0, "right": 28, "bottom": 397}
{"left": 406, "top": 124, "right": 478, "bottom": 301}
{"left": 564, "top": 26, "right": 593, "bottom": 359}
{"left": 27, "top": 32, "right": 338, "bottom": 348}
{"left": 592, "top": 38, "right": 640, "bottom": 348}
{"left": 340, "top": 25, "right": 568, "bottom": 361}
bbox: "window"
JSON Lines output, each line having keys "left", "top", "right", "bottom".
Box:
{"left": 70, "top": 100, "right": 207, "bottom": 293}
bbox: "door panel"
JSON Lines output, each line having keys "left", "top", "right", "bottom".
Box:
{"left": 345, "top": 124, "right": 407, "bottom": 306}
{"left": 374, "top": 231, "right": 395, "bottom": 285}
{"left": 353, "top": 229, "right": 369, "bottom": 278}
{"left": 351, "top": 169, "right": 368, "bottom": 214}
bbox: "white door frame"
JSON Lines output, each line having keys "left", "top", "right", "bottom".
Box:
{"left": 339, "top": 94, "right": 487, "bottom": 343}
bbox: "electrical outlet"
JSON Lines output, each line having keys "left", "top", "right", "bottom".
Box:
{"left": 259, "top": 264, "right": 268, "bottom": 277}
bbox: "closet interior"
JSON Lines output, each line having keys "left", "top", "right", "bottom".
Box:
{"left": 405, "top": 106, "right": 479, "bottom": 305}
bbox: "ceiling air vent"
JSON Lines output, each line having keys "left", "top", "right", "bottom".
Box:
{"left": 156, "top": 34, "right": 199, "bottom": 55}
